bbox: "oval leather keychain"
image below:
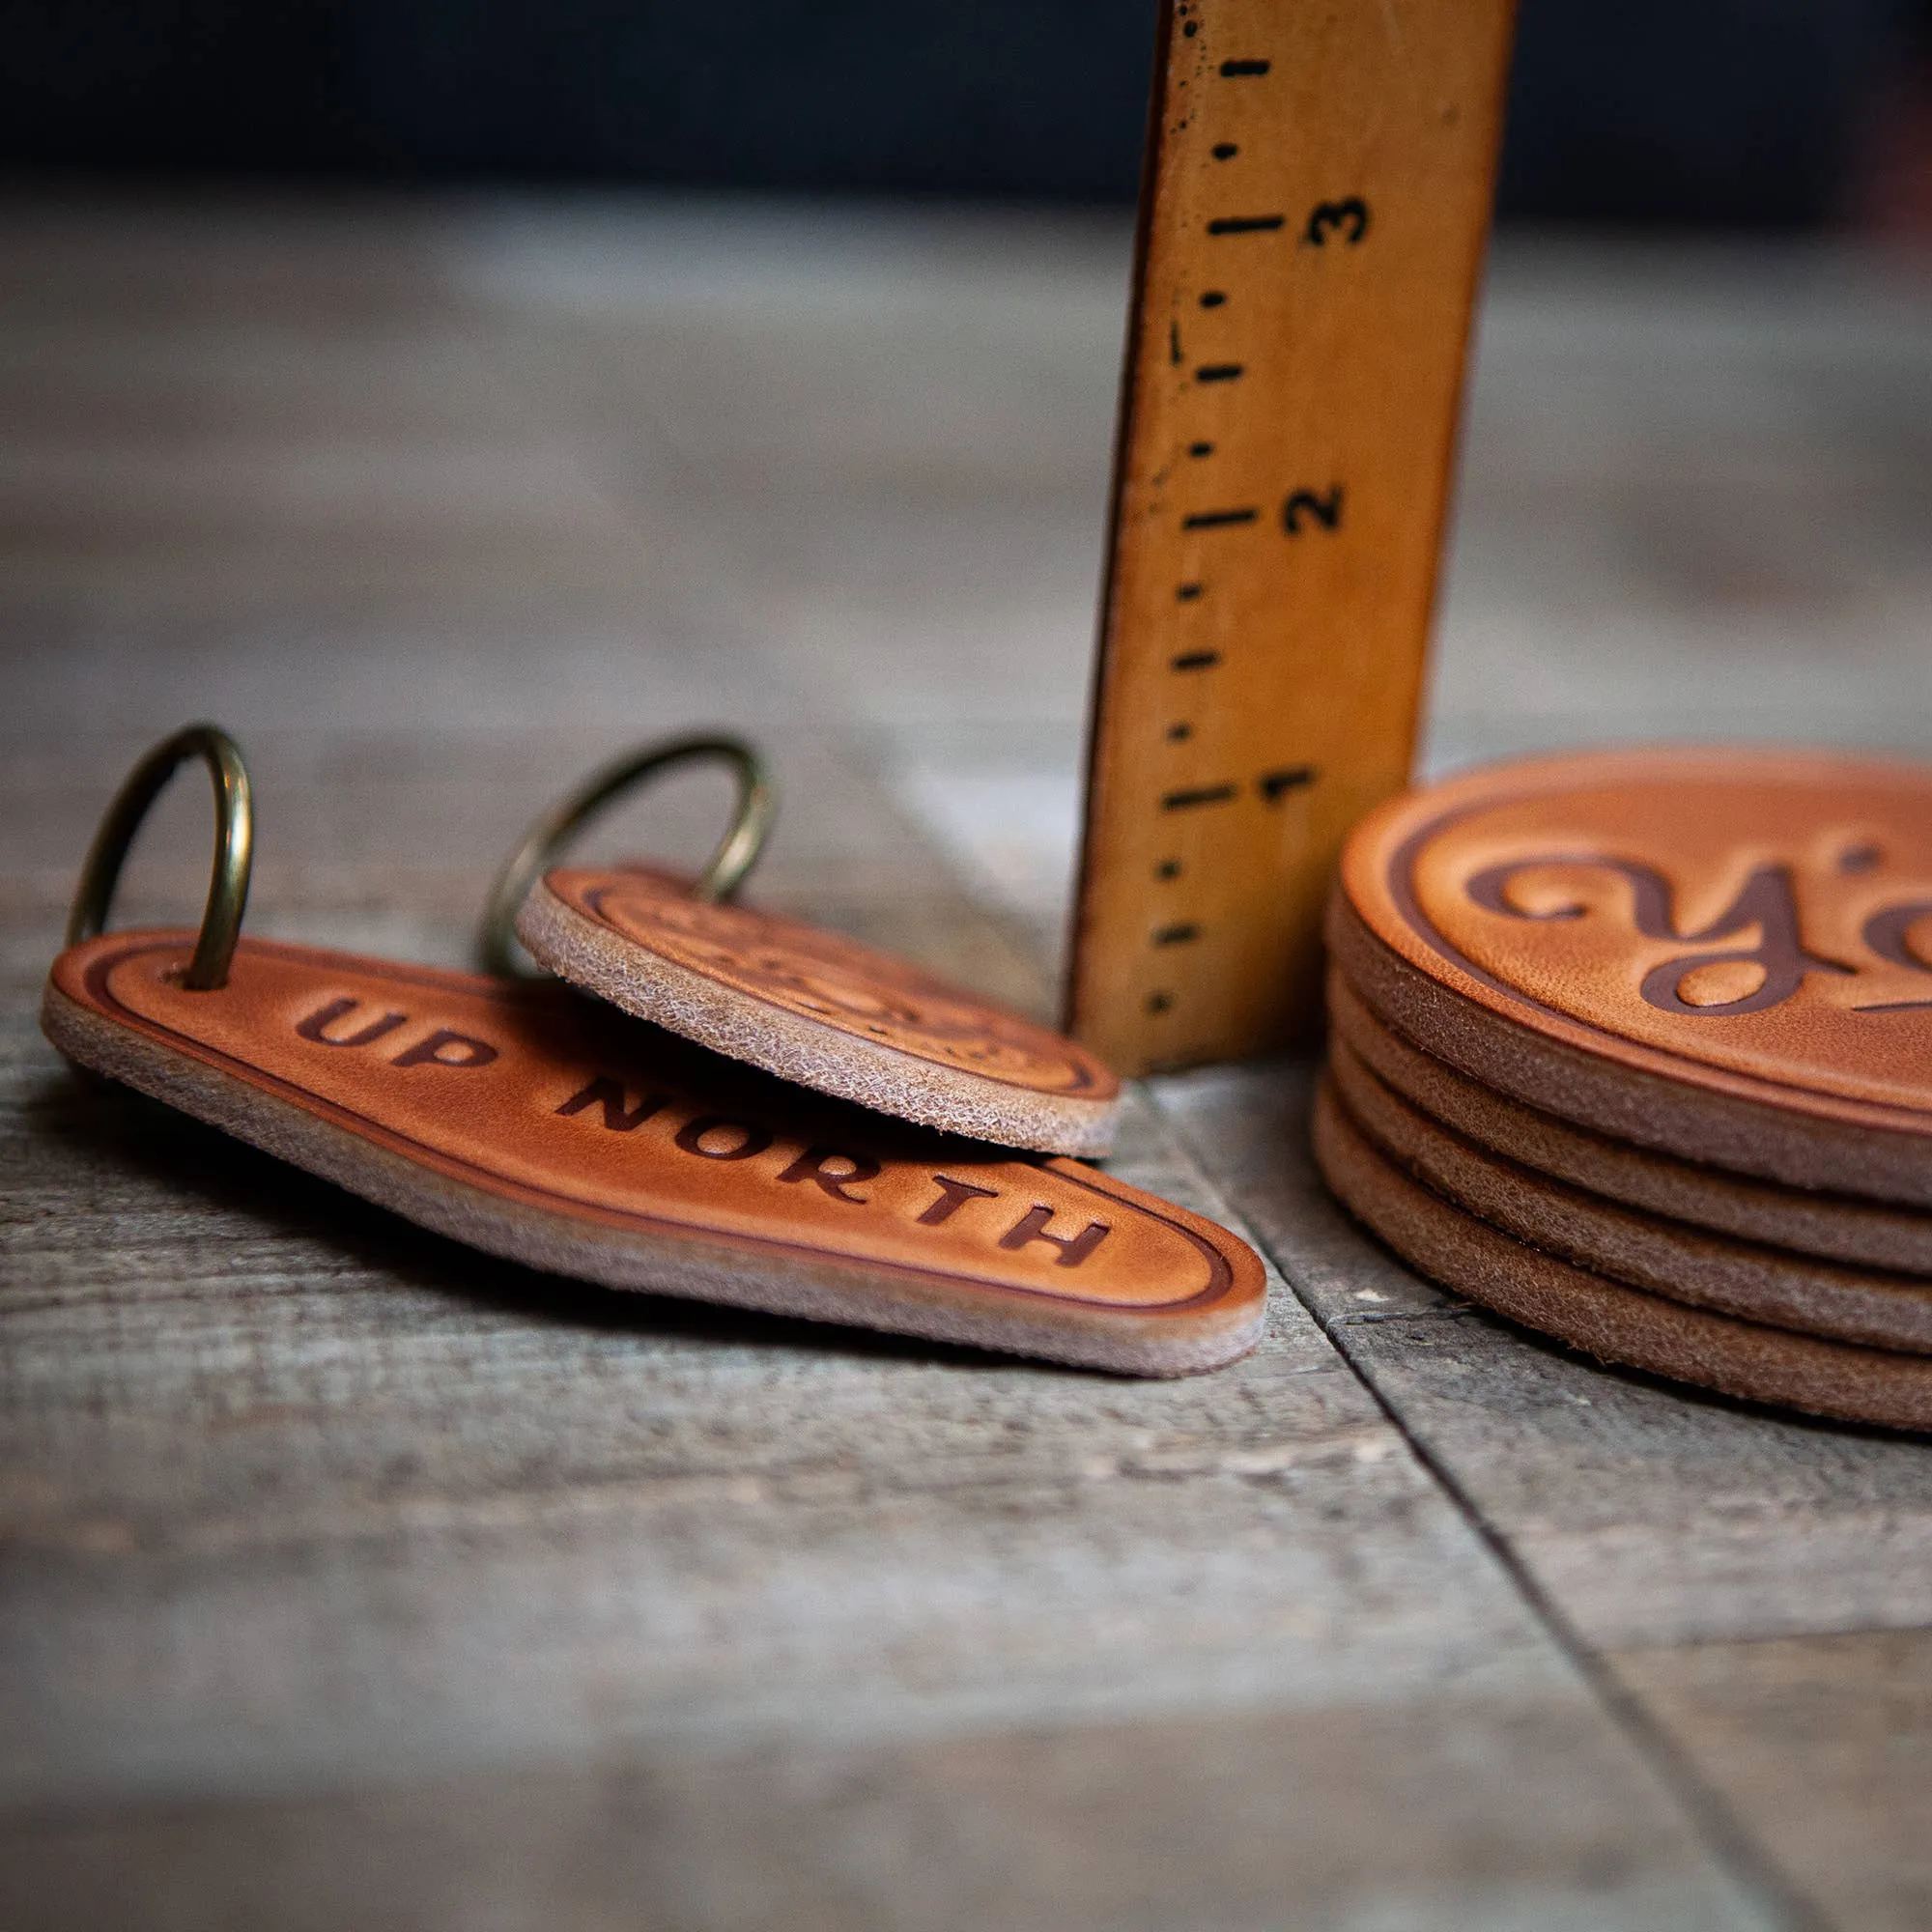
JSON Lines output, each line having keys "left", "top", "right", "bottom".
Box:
{"left": 483, "top": 738, "right": 1122, "bottom": 1156}
{"left": 43, "top": 726, "right": 1260, "bottom": 1376}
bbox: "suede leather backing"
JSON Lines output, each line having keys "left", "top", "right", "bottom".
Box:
{"left": 1328, "top": 1030, "right": 1932, "bottom": 1353}
{"left": 1314, "top": 1072, "right": 1932, "bottom": 1433}
{"left": 1327, "top": 963, "right": 1932, "bottom": 1275}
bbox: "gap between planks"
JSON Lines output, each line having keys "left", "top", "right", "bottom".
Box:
{"left": 1147, "top": 1074, "right": 1830, "bottom": 1932}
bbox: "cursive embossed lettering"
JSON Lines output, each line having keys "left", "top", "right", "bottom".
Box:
{"left": 1467, "top": 855, "right": 1853, "bottom": 1017}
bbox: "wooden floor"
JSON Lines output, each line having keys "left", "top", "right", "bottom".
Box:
{"left": 4, "top": 191, "right": 1931, "bottom": 1930}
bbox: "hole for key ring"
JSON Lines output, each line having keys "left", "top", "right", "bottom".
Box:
{"left": 478, "top": 734, "right": 775, "bottom": 980}
{"left": 67, "top": 724, "right": 255, "bottom": 992}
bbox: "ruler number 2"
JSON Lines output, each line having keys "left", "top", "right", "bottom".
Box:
{"left": 1283, "top": 487, "right": 1343, "bottom": 535}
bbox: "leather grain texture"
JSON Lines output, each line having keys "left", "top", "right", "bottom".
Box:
{"left": 1329, "top": 1031, "right": 1932, "bottom": 1353}
{"left": 42, "top": 932, "right": 1262, "bottom": 1376}
{"left": 1333, "top": 748, "right": 1932, "bottom": 1203}
{"left": 1313, "top": 1072, "right": 1932, "bottom": 1433}
{"left": 520, "top": 867, "right": 1121, "bottom": 1155}
{"left": 1327, "top": 964, "right": 1932, "bottom": 1275}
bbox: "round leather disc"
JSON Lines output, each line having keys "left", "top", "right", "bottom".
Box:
{"left": 1327, "top": 965, "right": 1932, "bottom": 1276}
{"left": 516, "top": 866, "right": 1121, "bottom": 1155}
{"left": 1329, "top": 1031, "right": 1932, "bottom": 1353}
{"left": 1313, "top": 1073, "right": 1932, "bottom": 1433}
{"left": 1334, "top": 748, "right": 1932, "bottom": 1205}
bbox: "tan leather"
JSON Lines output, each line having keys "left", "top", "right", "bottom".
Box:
{"left": 1314, "top": 1072, "right": 1932, "bottom": 1433}
{"left": 1333, "top": 748, "right": 1932, "bottom": 1201}
{"left": 43, "top": 931, "right": 1261, "bottom": 1376}
{"left": 517, "top": 866, "right": 1121, "bottom": 1156}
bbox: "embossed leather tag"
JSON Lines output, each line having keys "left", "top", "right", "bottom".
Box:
{"left": 1333, "top": 749, "right": 1932, "bottom": 1203}
{"left": 43, "top": 932, "right": 1258, "bottom": 1376}
{"left": 517, "top": 867, "right": 1122, "bottom": 1155}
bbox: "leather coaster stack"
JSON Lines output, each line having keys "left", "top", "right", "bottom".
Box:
{"left": 1316, "top": 748, "right": 1932, "bottom": 1431}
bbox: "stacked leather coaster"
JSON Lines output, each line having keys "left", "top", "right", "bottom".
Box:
{"left": 1316, "top": 748, "right": 1932, "bottom": 1431}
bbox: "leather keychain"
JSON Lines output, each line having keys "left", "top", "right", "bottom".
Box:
{"left": 43, "top": 725, "right": 1263, "bottom": 1376}
{"left": 484, "top": 740, "right": 1122, "bottom": 1157}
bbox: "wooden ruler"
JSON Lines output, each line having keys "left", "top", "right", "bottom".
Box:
{"left": 1069, "top": 0, "right": 1518, "bottom": 1075}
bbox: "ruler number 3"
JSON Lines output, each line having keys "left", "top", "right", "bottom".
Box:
{"left": 1302, "top": 197, "right": 1370, "bottom": 247}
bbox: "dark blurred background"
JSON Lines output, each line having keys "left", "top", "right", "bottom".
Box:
{"left": 4, "top": 0, "right": 1930, "bottom": 229}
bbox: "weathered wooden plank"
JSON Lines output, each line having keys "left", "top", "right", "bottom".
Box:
{"left": 0, "top": 1698, "right": 1764, "bottom": 1932}
{"left": 0, "top": 1028, "right": 1483, "bottom": 1784}
{"left": 1610, "top": 1630, "right": 1932, "bottom": 1932}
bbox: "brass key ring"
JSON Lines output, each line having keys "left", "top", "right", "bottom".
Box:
{"left": 67, "top": 724, "right": 254, "bottom": 992}
{"left": 478, "top": 733, "right": 775, "bottom": 979}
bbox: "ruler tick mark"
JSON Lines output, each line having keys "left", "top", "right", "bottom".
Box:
{"left": 1199, "top": 290, "right": 1227, "bottom": 308}
{"left": 1168, "top": 322, "right": 1182, "bottom": 366}
{"left": 1146, "top": 992, "right": 1175, "bottom": 1015}
{"left": 1194, "top": 363, "right": 1244, "bottom": 384}
{"left": 1172, "top": 648, "right": 1218, "bottom": 668}
{"left": 1162, "top": 783, "right": 1237, "bottom": 810}
{"left": 1188, "top": 440, "right": 1214, "bottom": 457}
{"left": 1182, "top": 507, "right": 1258, "bottom": 529}
{"left": 1167, "top": 722, "right": 1192, "bottom": 741}
{"left": 1175, "top": 584, "right": 1205, "bottom": 604}
{"left": 1219, "top": 58, "right": 1270, "bottom": 76}
{"left": 1154, "top": 859, "right": 1183, "bottom": 880}
{"left": 1211, "top": 142, "right": 1238, "bottom": 159}
{"left": 1207, "top": 215, "right": 1285, "bottom": 235}
{"left": 1153, "top": 923, "right": 1201, "bottom": 946}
